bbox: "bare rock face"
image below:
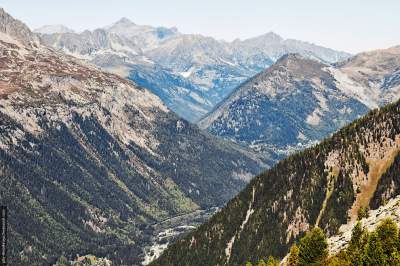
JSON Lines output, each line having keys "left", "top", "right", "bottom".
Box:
{"left": 0, "top": 9, "right": 264, "bottom": 265}
{"left": 0, "top": 8, "right": 39, "bottom": 46}
{"left": 329, "top": 196, "right": 400, "bottom": 255}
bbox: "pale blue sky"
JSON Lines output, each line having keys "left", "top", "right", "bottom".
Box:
{"left": 0, "top": 0, "right": 399, "bottom": 53}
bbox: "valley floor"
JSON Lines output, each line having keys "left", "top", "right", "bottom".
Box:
{"left": 142, "top": 207, "right": 219, "bottom": 265}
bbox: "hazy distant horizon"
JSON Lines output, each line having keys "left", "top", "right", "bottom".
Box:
{"left": 1, "top": 0, "right": 399, "bottom": 54}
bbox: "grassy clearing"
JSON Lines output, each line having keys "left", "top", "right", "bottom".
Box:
{"left": 349, "top": 143, "right": 400, "bottom": 223}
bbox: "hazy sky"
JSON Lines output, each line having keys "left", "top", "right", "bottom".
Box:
{"left": 0, "top": 0, "right": 399, "bottom": 53}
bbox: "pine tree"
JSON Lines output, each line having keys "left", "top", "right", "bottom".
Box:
{"left": 257, "top": 259, "right": 267, "bottom": 266}
{"left": 363, "top": 232, "right": 388, "bottom": 266}
{"left": 287, "top": 243, "right": 299, "bottom": 266}
{"left": 265, "top": 256, "right": 279, "bottom": 266}
{"left": 298, "top": 227, "right": 328, "bottom": 266}
{"left": 347, "top": 221, "right": 368, "bottom": 265}
{"left": 349, "top": 221, "right": 364, "bottom": 248}
{"left": 375, "top": 218, "right": 399, "bottom": 257}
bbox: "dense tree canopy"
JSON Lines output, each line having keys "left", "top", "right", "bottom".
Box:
{"left": 283, "top": 218, "right": 400, "bottom": 266}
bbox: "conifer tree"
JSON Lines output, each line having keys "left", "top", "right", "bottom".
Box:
{"left": 265, "top": 256, "right": 279, "bottom": 266}
{"left": 347, "top": 221, "right": 367, "bottom": 265}
{"left": 363, "top": 232, "right": 387, "bottom": 265}
{"left": 375, "top": 218, "right": 399, "bottom": 257}
{"left": 287, "top": 244, "right": 299, "bottom": 266}
{"left": 298, "top": 227, "right": 328, "bottom": 266}
{"left": 257, "top": 259, "right": 267, "bottom": 266}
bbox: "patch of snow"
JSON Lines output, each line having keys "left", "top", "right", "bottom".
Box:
{"left": 140, "top": 56, "right": 155, "bottom": 64}
{"left": 189, "top": 91, "right": 210, "bottom": 105}
{"left": 178, "top": 66, "right": 195, "bottom": 78}
{"left": 219, "top": 57, "right": 237, "bottom": 66}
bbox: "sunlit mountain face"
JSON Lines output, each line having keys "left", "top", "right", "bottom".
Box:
{"left": 38, "top": 19, "right": 350, "bottom": 122}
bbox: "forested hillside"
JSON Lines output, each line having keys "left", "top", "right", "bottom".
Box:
{"left": 152, "top": 99, "right": 400, "bottom": 265}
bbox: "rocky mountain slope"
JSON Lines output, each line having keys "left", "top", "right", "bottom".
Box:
{"left": 0, "top": 8, "right": 265, "bottom": 265}
{"left": 37, "top": 20, "right": 350, "bottom": 122}
{"left": 328, "top": 195, "right": 400, "bottom": 256}
{"left": 152, "top": 99, "right": 400, "bottom": 265}
{"left": 199, "top": 49, "right": 400, "bottom": 160}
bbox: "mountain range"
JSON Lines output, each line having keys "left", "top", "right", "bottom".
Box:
{"left": 199, "top": 48, "right": 400, "bottom": 160}
{"left": 2, "top": 6, "right": 400, "bottom": 266}
{"left": 36, "top": 18, "right": 351, "bottom": 122}
{"left": 0, "top": 8, "right": 265, "bottom": 265}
